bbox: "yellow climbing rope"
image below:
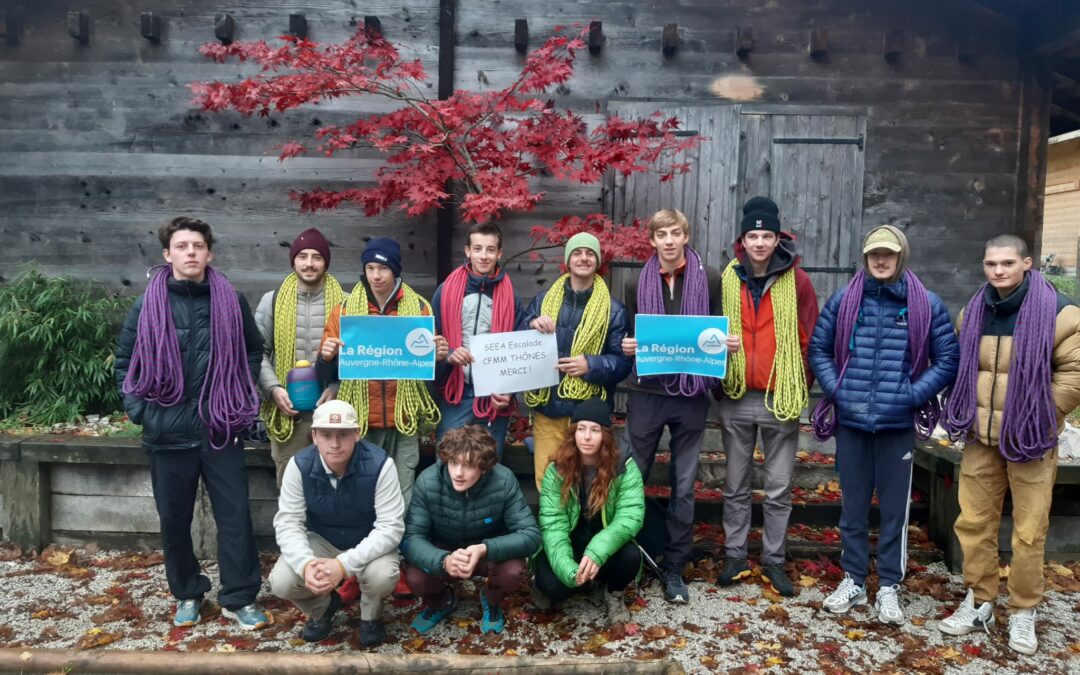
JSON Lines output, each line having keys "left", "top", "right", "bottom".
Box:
{"left": 336, "top": 282, "right": 441, "bottom": 437}
{"left": 261, "top": 272, "right": 346, "bottom": 443}
{"left": 525, "top": 274, "right": 610, "bottom": 408}
{"left": 720, "top": 260, "right": 808, "bottom": 421}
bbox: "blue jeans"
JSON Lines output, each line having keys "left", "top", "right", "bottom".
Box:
{"left": 436, "top": 396, "right": 511, "bottom": 459}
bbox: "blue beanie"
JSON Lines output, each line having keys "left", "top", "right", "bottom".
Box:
{"left": 361, "top": 238, "right": 402, "bottom": 277}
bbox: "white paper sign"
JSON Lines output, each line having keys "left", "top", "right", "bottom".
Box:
{"left": 469, "top": 329, "right": 560, "bottom": 397}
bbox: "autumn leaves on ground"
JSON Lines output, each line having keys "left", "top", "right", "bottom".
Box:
{"left": 0, "top": 541, "right": 1077, "bottom": 673}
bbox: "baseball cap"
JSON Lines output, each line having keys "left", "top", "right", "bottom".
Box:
{"left": 311, "top": 400, "right": 359, "bottom": 429}
{"left": 862, "top": 227, "right": 903, "bottom": 254}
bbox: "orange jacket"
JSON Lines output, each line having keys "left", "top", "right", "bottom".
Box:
{"left": 738, "top": 267, "right": 818, "bottom": 391}
{"left": 321, "top": 284, "right": 432, "bottom": 430}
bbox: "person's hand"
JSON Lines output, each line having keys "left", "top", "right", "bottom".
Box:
{"left": 557, "top": 355, "right": 589, "bottom": 378}
{"left": 303, "top": 558, "right": 338, "bottom": 595}
{"left": 445, "top": 549, "right": 472, "bottom": 579}
{"left": 530, "top": 316, "right": 556, "bottom": 334}
{"left": 320, "top": 337, "right": 343, "bottom": 362}
{"left": 575, "top": 555, "right": 600, "bottom": 586}
{"left": 726, "top": 334, "right": 741, "bottom": 354}
{"left": 621, "top": 337, "right": 637, "bottom": 357}
{"left": 316, "top": 386, "right": 337, "bottom": 407}
{"left": 434, "top": 335, "right": 449, "bottom": 362}
{"left": 461, "top": 543, "right": 488, "bottom": 578}
{"left": 271, "top": 387, "right": 298, "bottom": 417}
{"left": 448, "top": 346, "right": 474, "bottom": 367}
{"left": 490, "top": 393, "right": 511, "bottom": 410}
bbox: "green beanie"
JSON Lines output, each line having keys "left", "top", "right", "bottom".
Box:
{"left": 564, "top": 232, "right": 602, "bottom": 267}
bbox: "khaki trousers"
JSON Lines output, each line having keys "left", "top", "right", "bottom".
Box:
{"left": 269, "top": 531, "right": 399, "bottom": 621}
{"left": 953, "top": 441, "right": 1058, "bottom": 610}
{"left": 532, "top": 413, "right": 571, "bottom": 490}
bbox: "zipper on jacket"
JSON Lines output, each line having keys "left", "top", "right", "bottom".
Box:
{"left": 987, "top": 334, "right": 1001, "bottom": 443}
{"left": 869, "top": 287, "right": 883, "bottom": 425}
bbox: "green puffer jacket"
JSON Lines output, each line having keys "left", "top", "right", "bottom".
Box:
{"left": 402, "top": 461, "right": 541, "bottom": 576}
{"left": 538, "top": 451, "right": 645, "bottom": 588}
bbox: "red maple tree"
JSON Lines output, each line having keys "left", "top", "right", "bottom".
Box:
{"left": 191, "top": 26, "right": 699, "bottom": 262}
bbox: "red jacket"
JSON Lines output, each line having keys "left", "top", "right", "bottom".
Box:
{"left": 731, "top": 237, "right": 819, "bottom": 392}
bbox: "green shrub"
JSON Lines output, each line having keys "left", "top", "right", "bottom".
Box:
{"left": 0, "top": 266, "right": 133, "bottom": 424}
{"left": 1047, "top": 272, "right": 1079, "bottom": 300}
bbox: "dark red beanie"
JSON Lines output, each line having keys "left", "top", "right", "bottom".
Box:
{"left": 290, "top": 228, "right": 331, "bottom": 268}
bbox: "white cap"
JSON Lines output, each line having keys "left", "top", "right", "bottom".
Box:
{"left": 311, "top": 400, "right": 359, "bottom": 430}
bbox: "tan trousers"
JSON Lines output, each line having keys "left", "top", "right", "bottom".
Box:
{"left": 270, "top": 413, "right": 314, "bottom": 488}
{"left": 532, "top": 413, "right": 570, "bottom": 490}
{"left": 269, "top": 531, "right": 399, "bottom": 621}
{"left": 953, "top": 441, "right": 1058, "bottom": 610}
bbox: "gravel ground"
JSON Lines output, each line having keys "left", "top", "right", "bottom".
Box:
{"left": 0, "top": 545, "right": 1076, "bottom": 673}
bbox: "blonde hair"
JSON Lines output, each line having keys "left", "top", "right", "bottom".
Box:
{"left": 646, "top": 209, "right": 690, "bottom": 238}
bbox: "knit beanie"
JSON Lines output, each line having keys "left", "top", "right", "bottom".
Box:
{"left": 564, "top": 232, "right": 602, "bottom": 267}
{"left": 570, "top": 397, "right": 613, "bottom": 428}
{"left": 290, "top": 227, "right": 331, "bottom": 268}
{"left": 739, "top": 196, "right": 781, "bottom": 237}
{"left": 361, "top": 237, "right": 403, "bottom": 277}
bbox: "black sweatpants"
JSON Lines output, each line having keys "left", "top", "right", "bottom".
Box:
{"left": 534, "top": 520, "right": 641, "bottom": 602}
{"left": 148, "top": 442, "right": 261, "bottom": 610}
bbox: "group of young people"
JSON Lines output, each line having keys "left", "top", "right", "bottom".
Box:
{"left": 114, "top": 201, "right": 1077, "bottom": 655}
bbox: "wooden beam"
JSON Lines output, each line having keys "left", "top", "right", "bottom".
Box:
{"left": 883, "top": 29, "right": 905, "bottom": 60}
{"left": 288, "top": 14, "right": 308, "bottom": 40}
{"left": 437, "top": 0, "right": 457, "bottom": 282}
{"left": 662, "top": 23, "right": 679, "bottom": 57}
{"left": 736, "top": 26, "right": 753, "bottom": 58}
{"left": 1052, "top": 103, "right": 1080, "bottom": 125}
{"left": 364, "top": 15, "right": 382, "bottom": 37}
{"left": 957, "top": 31, "right": 977, "bottom": 63}
{"left": 67, "top": 10, "right": 90, "bottom": 44}
{"left": 140, "top": 12, "right": 162, "bottom": 44}
{"left": 808, "top": 27, "right": 828, "bottom": 58}
{"left": 514, "top": 18, "right": 528, "bottom": 54}
{"left": 1016, "top": 59, "right": 1054, "bottom": 262}
{"left": 588, "top": 20, "right": 603, "bottom": 55}
{"left": 213, "top": 13, "right": 234, "bottom": 45}
{"left": 1, "top": 7, "right": 24, "bottom": 45}
{"left": 1022, "top": 3, "right": 1080, "bottom": 57}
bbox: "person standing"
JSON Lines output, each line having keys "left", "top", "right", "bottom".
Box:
{"left": 255, "top": 227, "right": 343, "bottom": 487}
{"left": 810, "top": 226, "right": 958, "bottom": 624}
{"left": 115, "top": 217, "right": 268, "bottom": 630}
{"left": 716, "top": 196, "right": 819, "bottom": 598}
{"left": 937, "top": 234, "right": 1080, "bottom": 655}
{"left": 431, "top": 223, "right": 527, "bottom": 459}
{"left": 620, "top": 209, "right": 731, "bottom": 604}
{"left": 525, "top": 232, "right": 632, "bottom": 489}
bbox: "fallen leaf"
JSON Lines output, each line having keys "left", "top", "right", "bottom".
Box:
{"left": 845, "top": 630, "right": 865, "bottom": 641}
{"left": 798, "top": 575, "right": 817, "bottom": 588}
{"left": 910, "top": 617, "right": 926, "bottom": 626}
{"left": 1048, "top": 563, "right": 1073, "bottom": 577}
{"left": 766, "top": 656, "right": 784, "bottom": 666}
{"left": 700, "top": 654, "right": 719, "bottom": 668}
{"left": 941, "top": 646, "right": 962, "bottom": 660}
{"left": 75, "top": 627, "right": 123, "bottom": 650}
{"left": 672, "top": 637, "right": 687, "bottom": 649}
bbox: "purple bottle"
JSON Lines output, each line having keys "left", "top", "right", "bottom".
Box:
{"left": 286, "top": 360, "right": 320, "bottom": 412}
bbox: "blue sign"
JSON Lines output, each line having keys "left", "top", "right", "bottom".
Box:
{"left": 339, "top": 316, "right": 436, "bottom": 381}
{"left": 634, "top": 314, "right": 730, "bottom": 379}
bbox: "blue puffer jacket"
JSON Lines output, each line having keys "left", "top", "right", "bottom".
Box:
{"left": 809, "top": 275, "right": 959, "bottom": 432}
{"left": 523, "top": 279, "right": 633, "bottom": 418}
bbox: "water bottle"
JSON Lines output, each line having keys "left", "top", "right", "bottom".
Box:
{"left": 286, "top": 360, "right": 320, "bottom": 412}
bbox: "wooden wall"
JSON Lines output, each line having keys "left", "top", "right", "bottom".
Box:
{"left": 1043, "top": 135, "right": 1080, "bottom": 272}
{"left": 0, "top": 0, "right": 1033, "bottom": 311}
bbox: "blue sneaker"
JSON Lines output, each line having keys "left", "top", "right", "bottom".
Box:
{"left": 410, "top": 589, "right": 457, "bottom": 635}
{"left": 173, "top": 599, "right": 201, "bottom": 627}
{"left": 221, "top": 603, "right": 269, "bottom": 630}
{"left": 479, "top": 591, "right": 505, "bottom": 634}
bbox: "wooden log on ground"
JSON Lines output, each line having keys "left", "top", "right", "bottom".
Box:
{"left": 0, "top": 649, "right": 686, "bottom": 674}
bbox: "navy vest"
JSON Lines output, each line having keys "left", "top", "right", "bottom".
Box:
{"left": 295, "top": 441, "right": 388, "bottom": 551}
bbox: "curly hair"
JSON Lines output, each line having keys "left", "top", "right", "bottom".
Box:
{"left": 437, "top": 425, "right": 499, "bottom": 473}
{"left": 159, "top": 216, "right": 215, "bottom": 250}
{"left": 549, "top": 423, "right": 620, "bottom": 519}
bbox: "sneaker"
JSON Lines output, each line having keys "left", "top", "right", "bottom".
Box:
{"left": 660, "top": 564, "right": 690, "bottom": 604}
{"left": 301, "top": 592, "right": 341, "bottom": 643}
{"left": 479, "top": 590, "right": 505, "bottom": 634}
{"left": 938, "top": 589, "right": 993, "bottom": 636}
{"left": 337, "top": 575, "right": 361, "bottom": 605}
{"left": 221, "top": 603, "right": 269, "bottom": 631}
{"left": 172, "top": 598, "right": 201, "bottom": 627}
{"left": 824, "top": 574, "right": 867, "bottom": 614}
{"left": 1007, "top": 608, "right": 1037, "bottom": 655}
{"left": 410, "top": 588, "right": 457, "bottom": 635}
{"left": 718, "top": 557, "right": 752, "bottom": 586}
{"left": 875, "top": 584, "right": 904, "bottom": 625}
{"left": 605, "top": 590, "right": 631, "bottom": 626}
{"left": 357, "top": 619, "right": 387, "bottom": 647}
{"left": 762, "top": 562, "right": 795, "bottom": 597}
{"left": 530, "top": 586, "right": 553, "bottom": 611}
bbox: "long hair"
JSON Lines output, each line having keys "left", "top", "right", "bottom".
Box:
{"left": 550, "top": 424, "right": 621, "bottom": 519}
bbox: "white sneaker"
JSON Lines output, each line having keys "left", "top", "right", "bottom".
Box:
{"left": 1007, "top": 608, "right": 1038, "bottom": 655}
{"left": 875, "top": 584, "right": 904, "bottom": 625}
{"left": 939, "top": 589, "right": 993, "bottom": 636}
{"left": 824, "top": 574, "right": 867, "bottom": 614}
